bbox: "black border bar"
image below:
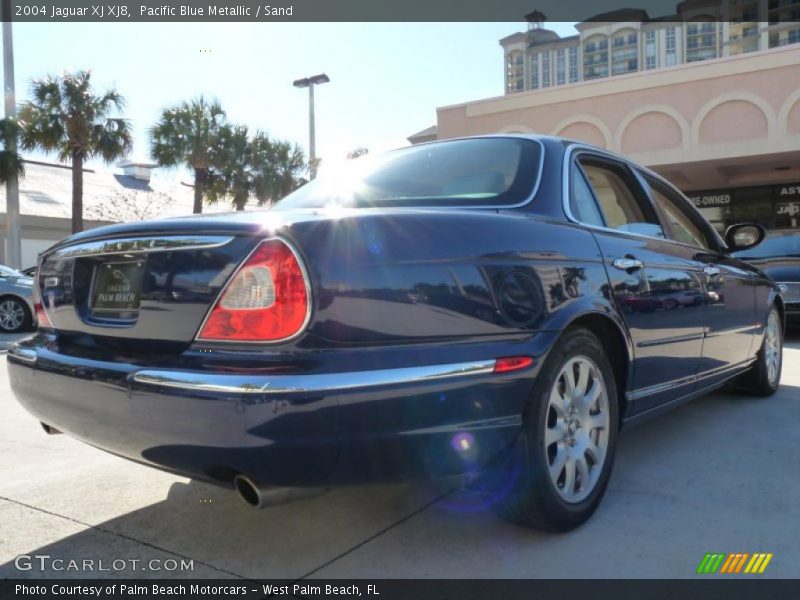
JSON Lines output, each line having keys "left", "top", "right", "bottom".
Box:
{"left": 4, "top": 0, "right": 749, "bottom": 22}
{"left": 3, "top": 579, "right": 800, "bottom": 600}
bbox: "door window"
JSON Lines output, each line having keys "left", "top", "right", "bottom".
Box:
{"left": 575, "top": 158, "right": 665, "bottom": 239}
{"left": 642, "top": 174, "right": 713, "bottom": 249}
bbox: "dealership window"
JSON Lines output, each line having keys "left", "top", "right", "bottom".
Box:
{"left": 688, "top": 184, "right": 800, "bottom": 233}
{"left": 556, "top": 48, "right": 566, "bottom": 85}
{"left": 569, "top": 46, "right": 578, "bottom": 82}
{"left": 530, "top": 53, "right": 539, "bottom": 89}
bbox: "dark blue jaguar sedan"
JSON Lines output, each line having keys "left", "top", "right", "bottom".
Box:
{"left": 7, "top": 136, "right": 784, "bottom": 531}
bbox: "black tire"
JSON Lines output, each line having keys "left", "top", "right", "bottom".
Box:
{"left": 738, "top": 305, "right": 782, "bottom": 397}
{"left": 494, "top": 327, "right": 619, "bottom": 531}
{"left": 0, "top": 296, "right": 32, "bottom": 333}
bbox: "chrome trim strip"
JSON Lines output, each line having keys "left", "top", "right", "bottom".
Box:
{"left": 7, "top": 344, "right": 37, "bottom": 364}
{"left": 46, "top": 235, "right": 234, "bottom": 259}
{"left": 132, "top": 359, "right": 497, "bottom": 394}
{"left": 626, "top": 357, "right": 756, "bottom": 402}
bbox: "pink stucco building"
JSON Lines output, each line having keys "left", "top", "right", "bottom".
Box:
{"left": 413, "top": 16, "right": 800, "bottom": 234}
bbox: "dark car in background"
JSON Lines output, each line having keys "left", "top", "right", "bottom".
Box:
{"left": 7, "top": 136, "right": 784, "bottom": 532}
{"left": 734, "top": 229, "right": 800, "bottom": 323}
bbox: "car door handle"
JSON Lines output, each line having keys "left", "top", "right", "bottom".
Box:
{"left": 612, "top": 257, "right": 643, "bottom": 271}
{"left": 704, "top": 265, "right": 720, "bottom": 276}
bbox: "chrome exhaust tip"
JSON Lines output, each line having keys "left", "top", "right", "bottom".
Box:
{"left": 41, "top": 423, "right": 62, "bottom": 435}
{"left": 233, "top": 474, "right": 326, "bottom": 509}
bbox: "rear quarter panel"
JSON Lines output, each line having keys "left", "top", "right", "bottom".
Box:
{"left": 275, "top": 210, "right": 625, "bottom": 482}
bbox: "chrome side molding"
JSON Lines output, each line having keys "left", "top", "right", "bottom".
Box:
{"left": 132, "top": 360, "right": 497, "bottom": 395}
{"left": 46, "top": 235, "right": 234, "bottom": 259}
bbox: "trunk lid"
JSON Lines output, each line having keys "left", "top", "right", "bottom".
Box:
{"left": 37, "top": 209, "right": 340, "bottom": 348}
{"left": 38, "top": 232, "right": 258, "bottom": 346}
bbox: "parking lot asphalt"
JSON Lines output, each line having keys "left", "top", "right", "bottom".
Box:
{"left": 0, "top": 333, "right": 798, "bottom": 580}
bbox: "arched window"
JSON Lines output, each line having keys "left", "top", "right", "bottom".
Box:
{"left": 686, "top": 17, "right": 718, "bottom": 62}
{"left": 611, "top": 28, "right": 638, "bottom": 75}
{"left": 583, "top": 34, "right": 609, "bottom": 80}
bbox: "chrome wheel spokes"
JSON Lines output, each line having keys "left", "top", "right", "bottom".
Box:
{"left": 0, "top": 300, "right": 24, "bottom": 331}
{"left": 544, "top": 356, "right": 610, "bottom": 503}
{"left": 764, "top": 311, "right": 781, "bottom": 387}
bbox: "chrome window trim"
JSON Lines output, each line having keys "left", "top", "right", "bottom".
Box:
{"left": 561, "top": 143, "right": 724, "bottom": 253}
{"left": 193, "top": 236, "right": 313, "bottom": 345}
{"left": 132, "top": 359, "right": 497, "bottom": 395}
{"left": 45, "top": 235, "right": 234, "bottom": 260}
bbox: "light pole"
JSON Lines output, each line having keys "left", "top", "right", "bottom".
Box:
{"left": 2, "top": 0, "right": 20, "bottom": 269}
{"left": 293, "top": 73, "right": 329, "bottom": 179}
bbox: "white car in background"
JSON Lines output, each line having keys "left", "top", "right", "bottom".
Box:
{"left": 0, "top": 264, "right": 36, "bottom": 333}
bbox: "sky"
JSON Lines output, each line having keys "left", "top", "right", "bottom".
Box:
{"left": 11, "top": 22, "right": 578, "bottom": 176}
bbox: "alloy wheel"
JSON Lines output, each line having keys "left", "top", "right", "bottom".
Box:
{"left": 544, "top": 355, "right": 610, "bottom": 503}
{"left": 0, "top": 299, "right": 24, "bottom": 331}
{"left": 764, "top": 310, "right": 781, "bottom": 387}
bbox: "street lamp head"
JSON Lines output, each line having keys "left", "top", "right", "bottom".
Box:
{"left": 309, "top": 73, "right": 330, "bottom": 85}
{"left": 293, "top": 73, "right": 330, "bottom": 88}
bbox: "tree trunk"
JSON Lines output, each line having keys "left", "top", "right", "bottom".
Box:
{"left": 193, "top": 168, "right": 205, "bottom": 214}
{"left": 234, "top": 190, "right": 247, "bottom": 211}
{"left": 71, "top": 151, "right": 84, "bottom": 233}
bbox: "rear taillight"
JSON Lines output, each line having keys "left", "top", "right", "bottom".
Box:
{"left": 33, "top": 276, "right": 54, "bottom": 329}
{"left": 197, "top": 238, "right": 310, "bottom": 343}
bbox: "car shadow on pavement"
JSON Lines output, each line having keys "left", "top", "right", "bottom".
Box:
{"left": 0, "top": 476, "right": 473, "bottom": 580}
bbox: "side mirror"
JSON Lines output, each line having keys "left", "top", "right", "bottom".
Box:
{"left": 725, "top": 223, "right": 765, "bottom": 252}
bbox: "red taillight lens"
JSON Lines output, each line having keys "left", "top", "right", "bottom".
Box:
{"left": 197, "top": 238, "right": 310, "bottom": 342}
{"left": 33, "top": 278, "right": 54, "bottom": 329}
{"left": 493, "top": 356, "right": 534, "bottom": 373}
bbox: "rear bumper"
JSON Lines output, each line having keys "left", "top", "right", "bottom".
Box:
{"left": 8, "top": 336, "right": 541, "bottom": 487}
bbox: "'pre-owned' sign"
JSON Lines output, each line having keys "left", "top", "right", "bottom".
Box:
{"left": 688, "top": 191, "right": 732, "bottom": 207}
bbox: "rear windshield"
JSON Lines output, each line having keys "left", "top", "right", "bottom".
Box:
{"left": 273, "top": 137, "right": 542, "bottom": 209}
{"left": 734, "top": 233, "right": 800, "bottom": 259}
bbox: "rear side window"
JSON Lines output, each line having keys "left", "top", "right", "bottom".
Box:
{"left": 274, "top": 138, "right": 543, "bottom": 209}
{"left": 576, "top": 158, "right": 665, "bottom": 239}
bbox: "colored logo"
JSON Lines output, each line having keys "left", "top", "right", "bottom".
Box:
{"left": 697, "top": 553, "right": 773, "bottom": 574}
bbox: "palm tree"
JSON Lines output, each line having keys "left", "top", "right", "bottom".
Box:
{"left": 210, "top": 127, "right": 307, "bottom": 210}
{"left": 150, "top": 97, "right": 226, "bottom": 214}
{"left": 259, "top": 139, "right": 307, "bottom": 206}
{"left": 0, "top": 119, "right": 24, "bottom": 183}
{"left": 19, "top": 71, "right": 132, "bottom": 233}
{"left": 207, "top": 124, "right": 261, "bottom": 211}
